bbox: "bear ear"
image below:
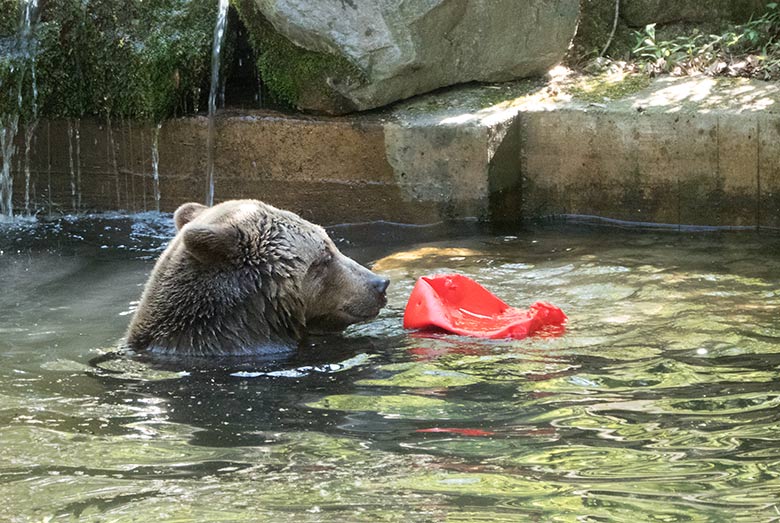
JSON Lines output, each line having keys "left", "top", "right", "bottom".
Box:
{"left": 174, "top": 202, "right": 208, "bottom": 230}
{"left": 182, "top": 223, "right": 239, "bottom": 264}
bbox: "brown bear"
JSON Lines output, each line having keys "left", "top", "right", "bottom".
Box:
{"left": 125, "top": 199, "right": 389, "bottom": 355}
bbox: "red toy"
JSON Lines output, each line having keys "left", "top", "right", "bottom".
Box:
{"left": 403, "top": 274, "right": 566, "bottom": 339}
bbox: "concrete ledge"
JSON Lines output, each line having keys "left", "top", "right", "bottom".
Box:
{"left": 6, "top": 75, "right": 780, "bottom": 227}
{"left": 522, "top": 76, "right": 780, "bottom": 229}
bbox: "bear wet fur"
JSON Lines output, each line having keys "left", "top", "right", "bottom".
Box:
{"left": 125, "top": 200, "right": 389, "bottom": 355}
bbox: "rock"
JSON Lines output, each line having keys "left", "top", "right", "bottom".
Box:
{"left": 622, "top": 0, "right": 768, "bottom": 27}
{"left": 247, "top": 0, "right": 580, "bottom": 113}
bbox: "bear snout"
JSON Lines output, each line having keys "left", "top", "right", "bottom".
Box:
{"left": 371, "top": 276, "right": 390, "bottom": 295}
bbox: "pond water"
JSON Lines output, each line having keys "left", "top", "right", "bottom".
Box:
{"left": 2, "top": 214, "right": 780, "bottom": 522}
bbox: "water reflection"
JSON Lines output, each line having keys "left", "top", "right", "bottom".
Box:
{"left": 2, "top": 217, "right": 780, "bottom": 520}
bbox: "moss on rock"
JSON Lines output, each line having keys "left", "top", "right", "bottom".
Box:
{"left": 567, "top": 72, "right": 651, "bottom": 102}
{"left": 232, "top": 0, "right": 364, "bottom": 113}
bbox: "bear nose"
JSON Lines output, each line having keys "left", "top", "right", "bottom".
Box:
{"left": 372, "top": 276, "right": 390, "bottom": 294}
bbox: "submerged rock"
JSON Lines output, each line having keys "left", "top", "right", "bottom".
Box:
{"left": 244, "top": 0, "right": 580, "bottom": 113}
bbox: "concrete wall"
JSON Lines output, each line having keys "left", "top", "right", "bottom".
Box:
{"left": 6, "top": 76, "right": 780, "bottom": 229}
{"left": 9, "top": 113, "right": 445, "bottom": 225}
{"left": 521, "top": 82, "right": 780, "bottom": 229}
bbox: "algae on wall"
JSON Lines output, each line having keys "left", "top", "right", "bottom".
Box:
{"left": 1, "top": 0, "right": 220, "bottom": 123}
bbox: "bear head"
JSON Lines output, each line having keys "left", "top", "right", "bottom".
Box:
{"left": 125, "top": 200, "right": 389, "bottom": 355}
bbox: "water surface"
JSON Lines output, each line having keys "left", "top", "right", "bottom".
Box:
{"left": 2, "top": 215, "right": 780, "bottom": 521}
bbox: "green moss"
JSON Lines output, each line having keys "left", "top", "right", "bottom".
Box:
{"left": 232, "top": 0, "right": 364, "bottom": 112}
{"left": 1, "top": 0, "right": 21, "bottom": 119}
{"left": 0, "top": 2, "right": 58, "bottom": 123}
{"left": 2, "top": 0, "right": 218, "bottom": 122}
{"left": 567, "top": 72, "right": 651, "bottom": 102}
{"left": 0, "top": 0, "right": 19, "bottom": 36}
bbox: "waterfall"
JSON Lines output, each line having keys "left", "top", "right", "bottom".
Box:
{"left": 67, "top": 120, "right": 75, "bottom": 209}
{"left": 0, "top": 0, "right": 39, "bottom": 220}
{"left": 126, "top": 120, "right": 139, "bottom": 212}
{"left": 0, "top": 116, "right": 19, "bottom": 220}
{"left": 22, "top": 122, "right": 35, "bottom": 215}
{"left": 151, "top": 123, "right": 161, "bottom": 212}
{"left": 22, "top": 0, "right": 39, "bottom": 216}
{"left": 45, "top": 120, "right": 51, "bottom": 215}
{"left": 67, "top": 119, "right": 82, "bottom": 211}
{"left": 205, "top": 0, "right": 229, "bottom": 207}
{"left": 107, "top": 116, "right": 119, "bottom": 209}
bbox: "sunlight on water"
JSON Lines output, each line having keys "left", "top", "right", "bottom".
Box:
{"left": 1, "top": 217, "right": 780, "bottom": 521}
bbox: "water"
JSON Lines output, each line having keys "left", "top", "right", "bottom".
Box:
{"left": 0, "top": 115, "right": 18, "bottom": 219}
{"left": 21, "top": 0, "right": 40, "bottom": 217}
{"left": 66, "top": 119, "right": 82, "bottom": 211}
{"left": 2, "top": 217, "right": 780, "bottom": 521}
{"left": 0, "top": 0, "right": 39, "bottom": 220}
{"left": 204, "top": 0, "right": 230, "bottom": 207}
{"left": 151, "top": 123, "right": 161, "bottom": 212}
{"left": 106, "top": 117, "right": 120, "bottom": 210}
{"left": 22, "top": 121, "right": 36, "bottom": 215}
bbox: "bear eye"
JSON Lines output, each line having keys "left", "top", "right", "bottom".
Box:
{"left": 311, "top": 251, "right": 333, "bottom": 271}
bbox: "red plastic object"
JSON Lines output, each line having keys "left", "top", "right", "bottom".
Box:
{"left": 403, "top": 274, "right": 566, "bottom": 339}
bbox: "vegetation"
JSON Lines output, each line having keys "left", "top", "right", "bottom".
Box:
{"left": 631, "top": 2, "right": 780, "bottom": 79}
{"left": 2, "top": 0, "right": 217, "bottom": 123}
{"left": 0, "top": 0, "right": 51, "bottom": 124}
{"left": 3, "top": 0, "right": 779, "bottom": 121}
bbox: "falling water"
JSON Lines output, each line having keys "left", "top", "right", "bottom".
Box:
{"left": 0, "top": 116, "right": 19, "bottom": 220}
{"left": 67, "top": 121, "right": 75, "bottom": 209}
{"left": 75, "top": 121, "right": 81, "bottom": 209}
{"left": 22, "top": 0, "right": 39, "bottom": 216}
{"left": 126, "top": 120, "right": 138, "bottom": 211}
{"left": 106, "top": 116, "right": 121, "bottom": 209}
{"left": 151, "top": 123, "right": 161, "bottom": 212}
{"left": 0, "top": 0, "right": 39, "bottom": 220}
{"left": 205, "top": 0, "right": 229, "bottom": 207}
{"left": 67, "top": 119, "right": 82, "bottom": 211}
{"left": 192, "top": 87, "right": 201, "bottom": 114}
{"left": 22, "top": 122, "right": 35, "bottom": 215}
{"left": 45, "top": 120, "right": 51, "bottom": 215}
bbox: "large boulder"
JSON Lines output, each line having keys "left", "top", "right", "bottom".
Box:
{"left": 245, "top": 0, "right": 580, "bottom": 114}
